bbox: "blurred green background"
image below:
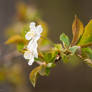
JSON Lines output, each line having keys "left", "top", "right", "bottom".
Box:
{"left": 1, "top": 0, "right": 92, "bottom": 92}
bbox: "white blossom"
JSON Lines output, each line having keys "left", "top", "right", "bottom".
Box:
{"left": 24, "top": 50, "right": 35, "bottom": 65}
{"left": 24, "top": 47, "right": 38, "bottom": 65}
{"left": 24, "top": 22, "right": 43, "bottom": 65}
{"left": 25, "top": 22, "right": 43, "bottom": 41}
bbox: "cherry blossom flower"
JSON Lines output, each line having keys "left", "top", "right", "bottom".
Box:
{"left": 25, "top": 22, "right": 43, "bottom": 41}
{"left": 24, "top": 22, "right": 43, "bottom": 65}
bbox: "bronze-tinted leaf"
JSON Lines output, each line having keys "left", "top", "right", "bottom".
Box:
{"left": 29, "top": 65, "right": 46, "bottom": 87}
{"left": 29, "top": 66, "right": 41, "bottom": 87}
{"left": 71, "top": 15, "right": 84, "bottom": 46}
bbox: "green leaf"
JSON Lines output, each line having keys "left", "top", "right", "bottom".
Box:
{"left": 71, "top": 15, "right": 84, "bottom": 45}
{"left": 60, "top": 33, "right": 70, "bottom": 48}
{"left": 45, "top": 67, "right": 51, "bottom": 76}
{"left": 34, "top": 57, "right": 41, "bottom": 62}
{"left": 49, "top": 50, "right": 58, "bottom": 62}
{"left": 78, "top": 20, "right": 92, "bottom": 46}
{"left": 69, "top": 46, "right": 79, "bottom": 55}
{"left": 43, "top": 50, "right": 58, "bottom": 63}
{"left": 43, "top": 53, "right": 52, "bottom": 63}
{"left": 54, "top": 44, "right": 62, "bottom": 51}
{"left": 82, "top": 48, "right": 92, "bottom": 59}
{"left": 17, "top": 43, "right": 24, "bottom": 52}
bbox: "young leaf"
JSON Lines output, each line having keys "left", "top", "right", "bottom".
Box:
{"left": 43, "top": 53, "right": 51, "bottom": 62}
{"left": 17, "top": 43, "right": 24, "bottom": 52}
{"left": 69, "top": 46, "right": 80, "bottom": 55}
{"left": 54, "top": 44, "right": 62, "bottom": 51}
{"left": 60, "top": 33, "right": 70, "bottom": 48}
{"left": 29, "top": 65, "right": 47, "bottom": 87}
{"left": 78, "top": 20, "right": 92, "bottom": 46}
{"left": 29, "top": 66, "right": 42, "bottom": 87}
{"left": 71, "top": 15, "right": 84, "bottom": 46}
{"left": 43, "top": 50, "right": 59, "bottom": 63}
{"left": 39, "top": 66, "right": 47, "bottom": 76}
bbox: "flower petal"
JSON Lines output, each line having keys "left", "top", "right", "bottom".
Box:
{"left": 28, "top": 56, "right": 34, "bottom": 65}
{"left": 30, "top": 22, "right": 36, "bottom": 29}
{"left": 33, "top": 35, "right": 40, "bottom": 41}
{"left": 25, "top": 32, "right": 32, "bottom": 40}
{"left": 24, "top": 51, "right": 32, "bottom": 59}
{"left": 27, "top": 40, "right": 38, "bottom": 50}
{"left": 34, "top": 49, "right": 38, "bottom": 58}
{"left": 36, "top": 25, "right": 43, "bottom": 34}
{"left": 30, "top": 22, "right": 37, "bottom": 32}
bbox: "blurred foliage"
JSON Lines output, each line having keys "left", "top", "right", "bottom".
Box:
{"left": 0, "top": 64, "right": 26, "bottom": 85}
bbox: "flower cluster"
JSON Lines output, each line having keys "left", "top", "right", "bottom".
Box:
{"left": 24, "top": 22, "right": 43, "bottom": 65}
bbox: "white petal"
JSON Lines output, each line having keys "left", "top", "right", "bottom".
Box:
{"left": 25, "top": 32, "right": 32, "bottom": 40}
{"left": 33, "top": 35, "right": 40, "bottom": 41}
{"left": 30, "top": 22, "right": 37, "bottom": 32}
{"left": 27, "top": 40, "right": 38, "bottom": 50}
{"left": 30, "top": 27, "right": 37, "bottom": 32}
{"left": 34, "top": 49, "right": 38, "bottom": 58}
{"left": 28, "top": 56, "right": 34, "bottom": 65}
{"left": 27, "top": 40, "right": 38, "bottom": 58}
{"left": 24, "top": 51, "right": 32, "bottom": 59}
{"left": 30, "top": 22, "right": 36, "bottom": 28}
{"left": 36, "top": 25, "right": 43, "bottom": 34}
